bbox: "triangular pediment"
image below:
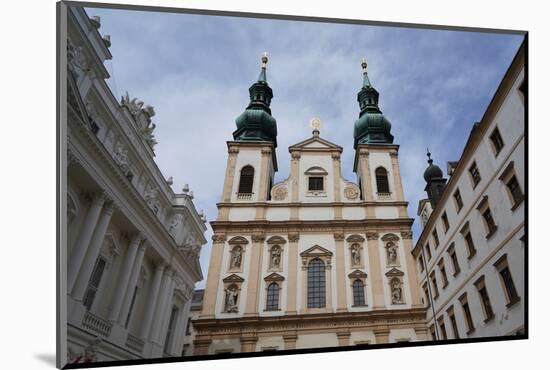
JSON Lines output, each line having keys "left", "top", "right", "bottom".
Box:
{"left": 300, "top": 244, "right": 333, "bottom": 257}
{"left": 222, "top": 273, "right": 245, "bottom": 283}
{"left": 385, "top": 268, "right": 404, "bottom": 277}
{"left": 348, "top": 269, "right": 368, "bottom": 279}
{"left": 289, "top": 135, "right": 343, "bottom": 151}
{"left": 264, "top": 272, "right": 285, "bottom": 282}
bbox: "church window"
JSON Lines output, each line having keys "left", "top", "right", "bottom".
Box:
{"left": 308, "top": 176, "right": 324, "bottom": 191}
{"left": 266, "top": 282, "right": 280, "bottom": 311}
{"left": 307, "top": 258, "right": 326, "bottom": 308}
{"left": 83, "top": 256, "right": 107, "bottom": 311}
{"left": 238, "top": 165, "right": 254, "bottom": 194}
{"left": 352, "top": 279, "right": 366, "bottom": 306}
{"left": 375, "top": 167, "right": 390, "bottom": 194}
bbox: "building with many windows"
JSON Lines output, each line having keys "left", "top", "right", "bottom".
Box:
{"left": 191, "top": 55, "right": 428, "bottom": 354}
{"left": 413, "top": 41, "right": 525, "bottom": 341}
{"left": 64, "top": 6, "right": 208, "bottom": 364}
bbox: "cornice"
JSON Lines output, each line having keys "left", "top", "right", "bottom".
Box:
{"left": 216, "top": 201, "right": 409, "bottom": 208}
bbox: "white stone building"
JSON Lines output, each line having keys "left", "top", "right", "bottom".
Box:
{"left": 191, "top": 56, "right": 428, "bottom": 354}
{"left": 413, "top": 42, "right": 525, "bottom": 340}
{"left": 63, "top": 6, "right": 207, "bottom": 364}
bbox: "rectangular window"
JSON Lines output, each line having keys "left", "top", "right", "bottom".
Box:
{"left": 481, "top": 205, "right": 498, "bottom": 238}
{"left": 83, "top": 256, "right": 107, "bottom": 311}
{"left": 459, "top": 293, "right": 475, "bottom": 334}
{"left": 432, "top": 229, "right": 440, "bottom": 248}
{"left": 430, "top": 271, "right": 439, "bottom": 299}
{"left": 494, "top": 254, "right": 520, "bottom": 307}
{"left": 447, "top": 307, "right": 460, "bottom": 339}
{"left": 422, "top": 282, "right": 430, "bottom": 308}
{"left": 438, "top": 316, "right": 448, "bottom": 340}
{"left": 461, "top": 225, "right": 477, "bottom": 259}
{"left": 469, "top": 162, "right": 481, "bottom": 188}
{"left": 163, "top": 306, "right": 180, "bottom": 353}
{"left": 490, "top": 127, "right": 505, "bottom": 156}
{"left": 124, "top": 285, "right": 139, "bottom": 328}
{"left": 429, "top": 324, "right": 436, "bottom": 340}
{"left": 308, "top": 176, "right": 324, "bottom": 191}
{"left": 474, "top": 277, "right": 495, "bottom": 322}
{"left": 507, "top": 175, "right": 524, "bottom": 208}
{"left": 438, "top": 259, "right": 449, "bottom": 288}
{"left": 425, "top": 242, "right": 432, "bottom": 261}
{"left": 441, "top": 212, "right": 450, "bottom": 233}
{"left": 447, "top": 244, "right": 461, "bottom": 276}
{"left": 453, "top": 189, "right": 463, "bottom": 212}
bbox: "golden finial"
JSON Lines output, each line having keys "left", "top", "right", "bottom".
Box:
{"left": 361, "top": 57, "right": 368, "bottom": 72}
{"left": 261, "top": 51, "right": 269, "bottom": 67}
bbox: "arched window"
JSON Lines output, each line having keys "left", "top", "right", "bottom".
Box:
{"left": 352, "top": 279, "right": 366, "bottom": 306}
{"left": 375, "top": 167, "right": 390, "bottom": 193}
{"left": 238, "top": 165, "right": 254, "bottom": 194}
{"left": 266, "top": 283, "right": 280, "bottom": 311}
{"left": 307, "top": 258, "right": 326, "bottom": 308}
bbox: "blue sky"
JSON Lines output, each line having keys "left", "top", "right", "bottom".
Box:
{"left": 84, "top": 6, "right": 523, "bottom": 288}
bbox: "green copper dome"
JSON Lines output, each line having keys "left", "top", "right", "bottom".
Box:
{"left": 353, "top": 59, "right": 393, "bottom": 148}
{"left": 233, "top": 53, "right": 277, "bottom": 146}
{"left": 423, "top": 151, "right": 443, "bottom": 182}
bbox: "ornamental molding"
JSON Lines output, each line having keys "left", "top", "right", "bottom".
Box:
{"left": 385, "top": 267, "right": 405, "bottom": 277}
{"left": 228, "top": 147, "right": 240, "bottom": 154}
{"left": 346, "top": 234, "right": 365, "bottom": 243}
{"left": 344, "top": 184, "right": 360, "bottom": 200}
{"left": 333, "top": 233, "right": 345, "bottom": 241}
{"left": 288, "top": 233, "right": 300, "bottom": 242}
{"left": 222, "top": 274, "right": 245, "bottom": 283}
{"left": 348, "top": 269, "right": 368, "bottom": 279}
{"left": 381, "top": 233, "right": 400, "bottom": 242}
{"left": 366, "top": 232, "right": 379, "bottom": 240}
{"left": 251, "top": 234, "right": 266, "bottom": 243}
{"left": 400, "top": 231, "right": 413, "bottom": 239}
{"left": 290, "top": 151, "right": 301, "bottom": 160}
{"left": 227, "top": 236, "right": 249, "bottom": 245}
{"left": 331, "top": 152, "right": 341, "bottom": 160}
{"left": 264, "top": 272, "right": 285, "bottom": 282}
{"left": 212, "top": 234, "right": 227, "bottom": 243}
{"left": 261, "top": 148, "right": 272, "bottom": 156}
{"left": 266, "top": 236, "right": 287, "bottom": 245}
{"left": 271, "top": 183, "right": 288, "bottom": 201}
{"left": 359, "top": 149, "right": 369, "bottom": 157}
{"left": 300, "top": 245, "right": 333, "bottom": 258}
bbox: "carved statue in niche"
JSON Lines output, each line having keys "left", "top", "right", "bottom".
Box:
{"left": 230, "top": 246, "right": 242, "bottom": 269}
{"left": 270, "top": 246, "right": 281, "bottom": 269}
{"left": 391, "top": 278, "right": 403, "bottom": 304}
{"left": 387, "top": 242, "right": 398, "bottom": 265}
{"left": 351, "top": 244, "right": 361, "bottom": 266}
{"left": 224, "top": 285, "right": 239, "bottom": 312}
{"left": 113, "top": 141, "right": 130, "bottom": 175}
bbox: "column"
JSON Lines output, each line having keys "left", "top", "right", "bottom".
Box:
{"left": 171, "top": 294, "right": 191, "bottom": 355}
{"left": 326, "top": 259, "right": 333, "bottom": 312}
{"left": 158, "top": 276, "right": 176, "bottom": 346}
{"left": 221, "top": 147, "right": 239, "bottom": 203}
{"left": 334, "top": 233, "right": 347, "bottom": 312}
{"left": 108, "top": 233, "right": 144, "bottom": 321}
{"left": 200, "top": 234, "right": 226, "bottom": 318}
{"left": 151, "top": 270, "right": 174, "bottom": 344}
{"left": 373, "top": 327, "right": 390, "bottom": 344}
{"left": 255, "top": 147, "right": 272, "bottom": 219}
{"left": 139, "top": 262, "right": 166, "bottom": 339}
{"left": 285, "top": 233, "right": 299, "bottom": 315}
{"left": 71, "top": 200, "right": 115, "bottom": 301}
{"left": 283, "top": 333, "right": 298, "bottom": 350}
{"left": 244, "top": 234, "right": 265, "bottom": 316}
{"left": 358, "top": 148, "right": 373, "bottom": 201}
{"left": 118, "top": 242, "right": 147, "bottom": 324}
{"left": 390, "top": 151, "right": 405, "bottom": 201}
{"left": 366, "top": 232, "right": 384, "bottom": 309}
{"left": 332, "top": 152, "right": 342, "bottom": 220}
{"left": 67, "top": 192, "right": 106, "bottom": 292}
{"left": 401, "top": 231, "right": 422, "bottom": 307}
{"left": 148, "top": 268, "right": 171, "bottom": 342}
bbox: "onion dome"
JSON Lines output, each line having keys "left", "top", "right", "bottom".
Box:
{"left": 233, "top": 52, "right": 278, "bottom": 146}
{"left": 423, "top": 150, "right": 444, "bottom": 182}
{"left": 353, "top": 58, "right": 394, "bottom": 148}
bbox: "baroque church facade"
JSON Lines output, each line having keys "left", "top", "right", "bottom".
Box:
{"left": 191, "top": 55, "right": 428, "bottom": 354}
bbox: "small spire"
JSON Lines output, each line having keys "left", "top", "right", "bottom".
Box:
{"left": 361, "top": 57, "right": 371, "bottom": 87}
{"left": 427, "top": 148, "right": 433, "bottom": 165}
{"left": 258, "top": 51, "right": 268, "bottom": 82}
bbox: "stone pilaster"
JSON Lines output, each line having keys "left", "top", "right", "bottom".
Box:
{"left": 374, "top": 327, "right": 390, "bottom": 344}
{"left": 240, "top": 332, "right": 258, "bottom": 352}
{"left": 358, "top": 149, "right": 373, "bottom": 201}
{"left": 401, "top": 231, "right": 422, "bottom": 307}
{"left": 255, "top": 147, "right": 272, "bottom": 219}
{"left": 244, "top": 233, "right": 265, "bottom": 316}
{"left": 285, "top": 233, "right": 299, "bottom": 315}
{"left": 200, "top": 234, "right": 226, "bottom": 318}
{"left": 139, "top": 262, "right": 166, "bottom": 339}
{"left": 332, "top": 152, "right": 342, "bottom": 220}
{"left": 149, "top": 268, "right": 172, "bottom": 342}
{"left": 336, "top": 328, "right": 351, "bottom": 346}
{"left": 67, "top": 192, "right": 106, "bottom": 293}
{"left": 193, "top": 336, "right": 212, "bottom": 355}
{"left": 118, "top": 242, "right": 147, "bottom": 324}
{"left": 71, "top": 199, "right": 115, "bottom": 301}
{"left": 366, "top": 232, "right": 384, "bottom": 309}
{"left": 221, "top": 146, "right": 239, "bottom": 203}
{"left": 283, "top": 333, "right": 298, "bottom": 350}
{"left": 334, "top": 233, "right": 347, "bottom": 312}
{"left": 290, "top": 151, "right": 300, "bottom": 220}
{"left": 390, "top": 151, "right": 405, "bottom": 201}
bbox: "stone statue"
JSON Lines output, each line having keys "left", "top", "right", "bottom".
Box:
{"left": 113, "top": 142, "right": 130, "bottom": 174}
{"left": 351, "top": 244, "right": 361, "bottom": 265}
{"left": 271, "top": 246, "right": 281, "bottom": 269}
{"left": 120, "top": 92, "right": 158, "bottom": 150}
{"left": 391, "top": 280, "right": 402, "bottom": 304}
{"left": 144, "top": 187, "right": 160, "bottom": 214}
{"left": 230, "top": 246, "right": 242, "bottom": 269}
{"left": 387, "top": 243, "right": 398, "bottom": 265}
{"left": 168, "top": 214, "right": 181, "bottom": 236}
{"left": 225, "top": 286, "right": 239, "bottom": 312}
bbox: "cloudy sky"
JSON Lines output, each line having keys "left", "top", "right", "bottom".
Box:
{"left": 84, "top": 5, "right": 523, "bottom": 288}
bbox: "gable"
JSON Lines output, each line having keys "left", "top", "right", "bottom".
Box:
{"left": 385, "top": 268, "right": 404, "bottom": 277}
{"left": 222, "top": 274, "right": 245, "bottom": 283}
{"left": 300, "top": 244, "right": 333, "bottom": 257}
{"left": 289, "top": 135, "right": 343, "bottom": 151}
{"left": 264, "top": 272, "right": 285, "bottom": 282}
